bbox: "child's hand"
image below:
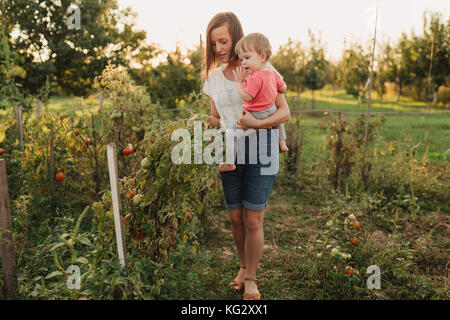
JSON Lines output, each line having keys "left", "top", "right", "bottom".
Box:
{"left": 232, "top": 66, "right": 247, "bottom": 83}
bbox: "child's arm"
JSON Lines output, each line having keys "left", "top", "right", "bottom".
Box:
{"left": 233, "top": 66, "right": 253, "bottom": 101}
{"left": 278, "top": 83, "right": 287, "bottom": 94}
{"left": 276, "top": 71, "right": 287, "bottom": 94}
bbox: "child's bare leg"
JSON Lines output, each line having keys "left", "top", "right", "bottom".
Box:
{"left": 279, "top": 139, "right": 289, "bottom": 153}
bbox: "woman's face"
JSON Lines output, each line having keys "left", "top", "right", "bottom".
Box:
{"left": 210, "top": 24, "right": 233, "bottom": 64}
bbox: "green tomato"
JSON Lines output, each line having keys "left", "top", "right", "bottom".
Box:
{"left": 132, "top": 194, "right": 144, "bottom": 206}
{"left": 141, "top": 157, "right": 151, "bottom": 169}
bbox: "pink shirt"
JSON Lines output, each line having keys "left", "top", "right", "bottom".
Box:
{"left": 241, "top": 69, "right": 286, "bottom": 112}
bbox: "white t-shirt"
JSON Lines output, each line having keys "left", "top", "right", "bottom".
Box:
{"left": 203, "top": 66, "right": 242, "bottom": 130}
{"left": 203, "top": 63, "right": 282, "bottom": 130}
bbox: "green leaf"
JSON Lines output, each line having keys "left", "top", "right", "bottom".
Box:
{"left": 45, "top": 271, "right": 64, "bottom": 279}
{"left": 77, "top": 236, "right": 92, "bottom": 246}
{"left": 60, "top": 233, "right": 70, "bottom": 240}
{"left": 74, "top": 206, "right": 90, "bottom": 236}
{"left": 76, "top": 257, "right": 89, "bottom": 264}
{"left": 50, "top": 242, "right": 66, "bottom": 251}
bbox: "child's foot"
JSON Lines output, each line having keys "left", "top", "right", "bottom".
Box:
{"left": 218, "top": 163, "right": 236, "bottom": 172}
{"left": 279, "top": 140, "right": 289, "bottom": 153}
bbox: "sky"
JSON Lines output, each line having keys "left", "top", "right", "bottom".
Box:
{"left": 118, "top": 0, "right": 449, "bottom": 60}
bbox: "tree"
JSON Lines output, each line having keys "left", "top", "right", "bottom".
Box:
{"left": 0, "top": 27, "right": 30, "bottom": 111}
{"left": 145, "top": 46, "right": 200, "bottom": 109}
{"left": 422, "top": 11, "right": 449, "bottom": 105}
{"left": 271, "top": 38, "right": 306, "bottom": 107}
{"left": 5, "top": 0, "right": 153, "bottom": 96}
{"left": 338, "top": 40, "right": 370, "bottom": 99}
{"left": 302, "top": 30, "right": 328, "bottom": 108}
{"left": 374, "top": 40, "right": 395, "bottom": 103}
{"left": 325, "top": 59, "right": 342, "bottom": 96}
{"left": 390, "top": 33, "right": 415, "bottom": 102}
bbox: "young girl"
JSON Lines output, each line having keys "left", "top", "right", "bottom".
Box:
{"left": 218, "top": 32, "right": 288, "bottom": 173}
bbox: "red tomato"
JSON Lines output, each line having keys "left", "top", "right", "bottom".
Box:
{"left": 0, "top": 148, "right": 5, "bottom": 155}
{"left": 55, "top": 172, "right": 65, "bottom": 182}
{"left": 345, "top": 266, "right": 355, "bottom": 275}
{"left": 122, "top": 145, "right": 133, "bottom": 155}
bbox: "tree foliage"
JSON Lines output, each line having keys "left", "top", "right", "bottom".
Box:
{"left": 271, "top": 38, "right": 306, "bottom": 95}
{"left": 5, "top": 0, "right": 154, "bottom": 96}
{"left": 339, "top": 41, "right": 370, "bottom": 98}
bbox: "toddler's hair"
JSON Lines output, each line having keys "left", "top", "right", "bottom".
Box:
{"left": 235, "top": 33, "right": 272, "bottom": 61}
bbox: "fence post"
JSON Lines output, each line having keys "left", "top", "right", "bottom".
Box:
{"left": 106, "top": 143, "right": 127, "bottom": 268}
{"left": 0, "top": 159, "right": 18, "bottom": 299}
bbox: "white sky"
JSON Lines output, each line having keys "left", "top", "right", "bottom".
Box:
{"left": 118, "top": 0, "right": 449, "bottom": 60}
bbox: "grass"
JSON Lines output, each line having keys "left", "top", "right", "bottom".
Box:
{"left": 285, "top": 89, "right": 450, "bottom": 161}
{"left": 188, "top": 185, "right": 449, "bottom": 300}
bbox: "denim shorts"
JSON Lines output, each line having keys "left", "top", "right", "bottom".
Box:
{"left": 219, "top": 128, "right": 279, "bottom": 211}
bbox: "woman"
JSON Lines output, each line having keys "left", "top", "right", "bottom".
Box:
{"left": 202, "top": 12, "right": 290, "bottom": 300}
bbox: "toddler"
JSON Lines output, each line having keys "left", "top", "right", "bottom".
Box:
{"left": 219, "top": 32, "right": 288, "bottom": 173}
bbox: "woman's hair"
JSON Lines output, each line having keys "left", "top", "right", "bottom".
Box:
{"left": 235, "top": 33, "right": 272, "bottom": 61}
{"left": 204, "top": 12, "right": 244, "bottom": 79}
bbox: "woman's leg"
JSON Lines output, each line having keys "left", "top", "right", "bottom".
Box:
{"left": 229, "top": 207, "right": 247, "bottom": 286}
{"left": 243, "top": 207, "right": 265, "bottom": 295}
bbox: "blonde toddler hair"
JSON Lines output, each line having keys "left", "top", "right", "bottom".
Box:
{"left": 235, "top": 33, "right": 272, "bottom": 61}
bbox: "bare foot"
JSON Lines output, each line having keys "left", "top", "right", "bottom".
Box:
{"left": 279, "top": 140, "right": 289, "bottom": 153}
{"left": 230, "top": 267, "right": 247, "bottom": 290}
{"left": 218, "top": 163, "right": 236, "bottom": 172}
{"left": 244, "top": 279, "right": 261, "bottom": 298}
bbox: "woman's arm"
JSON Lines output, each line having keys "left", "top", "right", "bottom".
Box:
{"left": 207, "top": 98, "right": 221, "bottom": 128}
{"left": 237, "top": 93, "right": 290, "bottom": 129}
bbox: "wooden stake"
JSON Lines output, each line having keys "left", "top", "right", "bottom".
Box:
{"left": 361, "top": 5, "right": 379, "bottom": 188}
{"left": 91, "top": 113, "right": 101, "bottom": 195}
{"left": 36, "top": 98, "right": 42, "bottom": 117}
{"left": 106, "top": 143, "right": 127, "bottom": 268}
{"left": 0, "top": 159, "right": 18, "bottom": 299}
{"left": 16, "top": 106, "right": 23, "bottom": 152}
{"left": 49, "top": 124, "right": 56, "bottom": 211}
{"left": 427, "top": 35, "right": 434, "bottom": 110}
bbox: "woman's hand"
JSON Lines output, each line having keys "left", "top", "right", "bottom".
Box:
{"left": 207, "top": 115, "right": 221, "bottom": 129}
{"left": 237, "top": 111, "right": 259, "bottom": 130}
{"left": 237, "top": 94, "right": 291, "bottom": 129}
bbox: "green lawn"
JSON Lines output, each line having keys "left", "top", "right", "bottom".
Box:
{"left": 285, "top": 89, "right": 450, "bottom": 162}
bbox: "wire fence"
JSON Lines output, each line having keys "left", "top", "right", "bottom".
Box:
{"left": 158, "top": 107, "right": 450, "bottom": 115}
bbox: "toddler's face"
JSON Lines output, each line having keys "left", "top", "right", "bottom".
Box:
{"left": 239, "top": 49, "right": 266, "bottom": 73}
